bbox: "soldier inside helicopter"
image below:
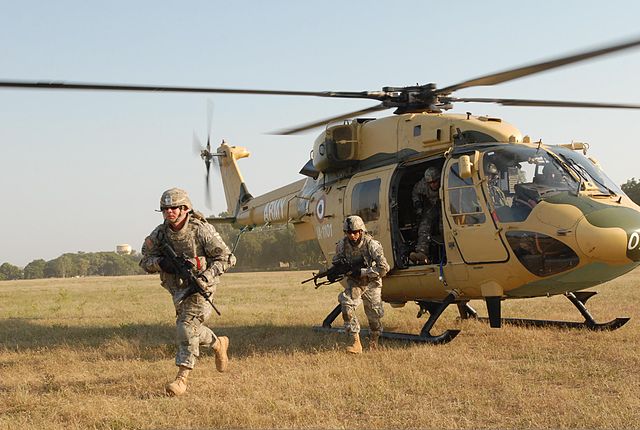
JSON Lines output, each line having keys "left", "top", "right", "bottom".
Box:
{"left": 392, "top": 159, "right": 446, "bottom": 267}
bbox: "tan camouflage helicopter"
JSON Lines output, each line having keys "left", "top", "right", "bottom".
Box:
{"left": 4, "top": 36, "right": 640, "bottom": 344}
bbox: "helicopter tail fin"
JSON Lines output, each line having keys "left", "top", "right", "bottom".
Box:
{"left": 217, "top": 141, "right": 253, "bottom": 216}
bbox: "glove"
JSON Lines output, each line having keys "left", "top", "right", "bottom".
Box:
{"left": 158, "top": 257, "right": 177, "bottom": 274}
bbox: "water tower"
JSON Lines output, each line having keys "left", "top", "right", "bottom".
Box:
{"left": 116, "top": 244, "right": 132, "bottom": 255}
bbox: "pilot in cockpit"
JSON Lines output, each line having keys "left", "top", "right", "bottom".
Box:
{"left": 486, "top": 162, "right": 508, "bottom": 207}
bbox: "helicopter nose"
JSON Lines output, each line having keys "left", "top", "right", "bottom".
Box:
{"left": 575, "top": 207, "right": 640, "bottom": 263}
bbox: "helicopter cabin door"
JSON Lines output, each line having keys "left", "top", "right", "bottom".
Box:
{"left": 443, "top": 156, "right": 509, "bottom": 263}
{"left": 344, "top": 165, "right": 396, "bottom": 266}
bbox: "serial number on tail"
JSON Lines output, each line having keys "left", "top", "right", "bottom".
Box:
{"left": 316, "top": 223, "right": 333, "bottom": 240}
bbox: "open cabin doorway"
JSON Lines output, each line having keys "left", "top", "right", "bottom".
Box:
{"left": 389, "top": 157, "right": 446, "bottom": 270}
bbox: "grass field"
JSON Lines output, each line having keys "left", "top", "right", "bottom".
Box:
{"left": 1, "top": 269, "right": 639, "bottom": 429}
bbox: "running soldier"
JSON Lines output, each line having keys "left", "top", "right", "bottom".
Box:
{"left": 140, "top": 188, "right": 236, "bottom": 396}
{"left": 410, "top": 166, "right": 442, "bottom": 264}
{"left": 335, "top": 215, "right": 390, "bottom": 353}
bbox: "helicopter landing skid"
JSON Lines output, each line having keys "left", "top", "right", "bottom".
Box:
{"left": 460, "top": 291, "right": 630, "bottom": 331}
{"left": 313, "top": 293, "right": 461, "bottom": 345}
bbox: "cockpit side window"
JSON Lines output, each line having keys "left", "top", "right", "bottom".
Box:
{"left": 480, "top": 147, "right": 579, "bottom": 223}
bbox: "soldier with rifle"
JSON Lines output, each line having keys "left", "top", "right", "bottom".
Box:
{"left": 140, "top": 188, "right": 236, "bottom": 397}
{"left": 333, "top": 215, "right": 390, "bottom": 353}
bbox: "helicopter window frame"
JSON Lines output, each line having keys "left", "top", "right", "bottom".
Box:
{"left": 447, "top": 161, "right": 486, "bottom": 225}
{"left": 351, "top": 178, "right": 381, "bottom": 223}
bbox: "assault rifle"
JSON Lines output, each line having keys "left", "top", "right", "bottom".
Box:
{"left": 160, "top": 241, "right": 221, "bottom": 316}
{"left": 301, "top": 255, "right": 365, "bottom": 288}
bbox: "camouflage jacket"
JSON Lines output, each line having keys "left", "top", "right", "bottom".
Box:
{"left": 412, "top": 178, "right": 440, "bottom": 214}
{"left": 333, "top": 234, "right": 389, "bottom": 287}
{"left": 140, "top": 214, "right": 236, "bottom": 293}
{"left": 489, "top": 184, "right": 508, "bottom": 207}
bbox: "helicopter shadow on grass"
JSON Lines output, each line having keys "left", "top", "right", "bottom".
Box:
{"left": 0, "top": 318, "right": 363, "bottom": 360}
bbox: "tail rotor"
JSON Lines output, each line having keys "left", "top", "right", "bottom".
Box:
{"left": 193, "top": 99, "right": 222, "bottom": 208}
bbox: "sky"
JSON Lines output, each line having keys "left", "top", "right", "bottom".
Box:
{"left": 2, "top": 1, "right": 640, "bottom": 267}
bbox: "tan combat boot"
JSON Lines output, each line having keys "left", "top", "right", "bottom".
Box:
{"left": 165, "top": 366, "right": 190, "bottom": 397}
{"left": 369, "top": 331, "right": 380, "bottom": 350}
{"left": 213, "top": 336, "right": 229, "bottom": 372}
{"left": 346, "top": 333, "right": 363, "bottom": 354}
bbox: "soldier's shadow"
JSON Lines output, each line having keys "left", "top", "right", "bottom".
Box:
{"left": 0, "top": 319, "right": 345, "bottom": 360}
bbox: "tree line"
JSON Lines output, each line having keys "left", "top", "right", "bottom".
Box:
{"left": 215, "top": 223, "right": 325, "bottom": 272}
{"left": 0, "top": 252, "right": 146, "bottom": 280}
{"left": 0, "top": 224, "right": 325, "bottom": 280}
{"left": 622, "top": 178, "right": 640, "bottom": 204}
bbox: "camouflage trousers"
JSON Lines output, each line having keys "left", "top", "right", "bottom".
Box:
{"left": 415, "top": 216, "right": 432, "bottom": 254}
{"left": 173, "top": 288, "right": 218, "bottom": 369}
{"left": 416, "top": 206, "right": 442, "bottom": 254}
{"left": 338, "top": 283, "right": 384, "bottom": 335}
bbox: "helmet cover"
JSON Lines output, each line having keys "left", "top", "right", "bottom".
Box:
{"left": 343, "top": 215, "right": 367, "bottom": 232}
{"left": 160, "top": 188, "right": 192, "bottom": 210}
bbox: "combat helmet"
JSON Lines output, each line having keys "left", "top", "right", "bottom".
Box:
{"left": 343, "top": 215, "right": 367, "bottom": 232}
{"left": 160, "top": 188, "right": 192, "bottom": 210}
{"left": 424, "top": 167, "right": 440, "bottom": 182}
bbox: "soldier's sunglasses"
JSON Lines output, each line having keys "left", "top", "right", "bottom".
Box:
{"left": 162, "top": 206, "right": 182, "bottom": 211}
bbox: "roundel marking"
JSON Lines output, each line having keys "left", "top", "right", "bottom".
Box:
{"left": 316, "top": 195, "right": 326, "bottom": 222}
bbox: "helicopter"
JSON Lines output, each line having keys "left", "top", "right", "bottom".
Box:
{"left": 3, "top": 36, "right": 640, "bottom": 344}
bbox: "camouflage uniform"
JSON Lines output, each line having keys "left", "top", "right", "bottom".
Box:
{"left": 488, "top": 183, "right": 508, "bottom": 207}
{"left": 412, "top": 177, "right": 442, "bottom": 255}
{"left": 486, "top": 162, "right": 508, "bottom": 208}
{"left": 334, "top": 233, "right": 390, "bottom": 336}
{"left": 140, "top": 213, "right": 236, "bottom": 369}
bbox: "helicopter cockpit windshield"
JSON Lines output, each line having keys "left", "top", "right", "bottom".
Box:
{"left": 549, "top": 146, "right": 622, "bottom": 196}
{"left": 480, "top": 145, "right": 581, "bottom": 222}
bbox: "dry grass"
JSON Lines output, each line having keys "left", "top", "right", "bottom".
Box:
{"left": 1, "top": 269, "right": 639, "bottom": 429}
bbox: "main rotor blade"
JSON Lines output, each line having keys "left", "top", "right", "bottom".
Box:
{"left": 271, "top": 104, "right": 388, "bottom": 135}
{"left": 0, "top": 80, "right": 384, "bottom": 100}
{"left": 448, "top": 97, "right": 640, "bottom": 110}
{"left": 437, "top": 35, "right": 640, "bottom": 94}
